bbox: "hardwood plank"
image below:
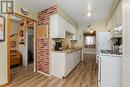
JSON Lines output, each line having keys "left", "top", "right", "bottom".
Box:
{"left": 5, "top": 55, "right": 98, "bottom": 87}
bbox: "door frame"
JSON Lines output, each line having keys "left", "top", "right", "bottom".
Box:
{"left": 7, "top": 13, "right": 37, "bottom": 83}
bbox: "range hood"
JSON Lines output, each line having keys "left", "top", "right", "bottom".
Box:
{"left": 111, "top": 25, "right": 122, "bottom": 38}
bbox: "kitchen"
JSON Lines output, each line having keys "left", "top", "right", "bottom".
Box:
{"left": 49, "top": 2, "right": 123, "bottom": 87}
{"left": 1, "top": 0, "right": 130, "bottom": 87}
{"left": 49, "top": 1, "right": 123, "bottom": 87}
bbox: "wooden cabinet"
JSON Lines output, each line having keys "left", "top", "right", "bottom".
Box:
{"left": 51, "top": 49, "right": 82, "bottom": 78}
{"left": 10, "top": 50, "right": 22, "bottom": 66}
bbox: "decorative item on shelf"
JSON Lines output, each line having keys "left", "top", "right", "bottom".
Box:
{"left": 19, "top": 30, "right": 24, "bottom": 37}
{"left": 26, "top": 19, "right": 33, "bottom": 26}
{"left": 20, "top": 38, "right": 25, "bottom": 44}
{"left": 11, "top": 41, "right": 16, "bottom": 48}
{"left": 10, "top": 33, "right": 18, "bottom": 50}
{"left": 21, "top": 8, "right": 29, "bottom": 16}
{"left": 0, "top": 15, "right": 5, "bottom": 41}
{"left": 37, "top": 25, "right": 49, "bottom": 38}
{"left": 19, "top": 21, "right": 25, "bottom": 44}
{"left": 20, "top": 21, "right": 24, "bottom": 26}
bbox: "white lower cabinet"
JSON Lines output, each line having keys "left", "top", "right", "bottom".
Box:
{"left": 99, "top": 55, "right": 122, "bottom": 87}
{"left": 65, "top": 53, "right": 74, "bottom": 76}
{"left": 51, "top": 49, "right": 82, "bottom": 79}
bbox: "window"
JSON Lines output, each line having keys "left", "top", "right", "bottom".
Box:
{"left": 85, "top": 36, "right": 96, "bottom": 45}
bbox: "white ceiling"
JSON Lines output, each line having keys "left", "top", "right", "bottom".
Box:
{"left": 15, "top": 0, "right": 114, "bottom": 26}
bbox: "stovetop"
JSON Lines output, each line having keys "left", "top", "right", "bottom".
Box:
{"left": 100, "top": 50, "right": 122, "bottom": 55}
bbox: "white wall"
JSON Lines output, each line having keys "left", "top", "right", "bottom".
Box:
{"left": 76, "top": 21, "right": 107, "bottom": 47}
{"left": 15, "top": 3, "right": 38, "bottom": 20}
{"left": 10, "top": 20, "right": 19, "bottom": 35}
{"left": 0, "top": 14, "right": 8, "bottom": 85}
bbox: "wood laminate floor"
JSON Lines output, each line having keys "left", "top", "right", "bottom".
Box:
{"left": 6, "top": 55, "right": 98, "bottom": 87}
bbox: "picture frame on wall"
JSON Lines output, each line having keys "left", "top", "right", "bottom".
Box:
{"left": 0, "top": 15, "right": 5, "bottom": 41}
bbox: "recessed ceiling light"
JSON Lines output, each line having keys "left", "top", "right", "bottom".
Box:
{"left": 88, "top": 5, "right": 91, "bottom": 11}
{"left": 87, "top": 12, "right": 92, "bottom": 17}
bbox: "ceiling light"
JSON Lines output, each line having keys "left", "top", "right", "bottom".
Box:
{"left": 87, "top": 12, "right": 92, "bottom": 17}
{"left": 88, "top": 5, "right": 91, "bottom": 11}
{"left": 90, "top": 30, "right": 94, "bottom": 33}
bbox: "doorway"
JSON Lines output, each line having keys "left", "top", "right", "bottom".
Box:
{"left": 27, "top": 27, "right": 34, "bottom": 64}
{"left": 82, "top": 30, "right": 96, "bottom": 60}
{"left": 7, "top": 13, "right": 37, "bottom": 82}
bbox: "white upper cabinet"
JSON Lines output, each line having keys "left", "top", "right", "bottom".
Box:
{"left": 50, "top": 14, "right": 66, "bottom": 38}
{"left": 50, "top": 14, "right": 58, "bottom": 38}
{"left": 123, "top": 0, "right": 130, "bottom": 58}
{"left": 67, "top": 22, "right": 77, "bottom": 40}
{"left": 107, "top": 2, "right": 122, "bottom": 32}
{"left": 72, "top": 28, "right": 77, "bottom": 40}
{"left": 123, "top": 0, "right": 130, "bottom": 86}
{"left": 50, "top": 14, "right": 77, "bottom": 39}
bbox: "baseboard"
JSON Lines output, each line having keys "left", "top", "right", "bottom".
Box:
{"left": 37, "top": 70, "right": 50, "bottom": 77}
{"left": 0, "top": 82, "right": 9, "bottom": 87}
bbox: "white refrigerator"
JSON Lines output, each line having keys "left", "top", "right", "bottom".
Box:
{"left": 96, "top": 32, "right": 112, "bottom": 87}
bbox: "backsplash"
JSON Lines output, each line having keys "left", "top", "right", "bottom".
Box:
{"left": 51, "top": 38, "right": 77, "bottom": 51}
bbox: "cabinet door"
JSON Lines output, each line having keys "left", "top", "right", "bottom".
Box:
{"left": 123, "top": 0, "right": 130, "bottom": 86}
{"left": 72, "top": 28, "right": 77, "bottom": 40}
{"left": 73, "top": 51, "right": 77, "bottom": 67}
{"left": 57, "top": 15, "right": 66, "bottom": 38}
{"left": 101, "top": 56, "right": 122, "bottom": 87}
{"left": 50, "top": 14, "right": 66, "bottom": 38}
{"left": 78, "top": 49, "right": 82, "bottom": 61}
{"left": 123, "top": 63, "right": 130, "bottom": 87}
{"left": 65, "top": 53, "right": 74, "bottom": 76}
{"left": 73, "top": 50, "right": 81, "bottom": 68}
{"left": 50, "top": 14, "right": 58, "bottom": 38}
{"left": 123, "top": 0, "right": 130, "bottom": 58}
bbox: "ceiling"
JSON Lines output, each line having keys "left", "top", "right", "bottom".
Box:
{"left": 15, "top": 0, "right": 114, "bottom": 26}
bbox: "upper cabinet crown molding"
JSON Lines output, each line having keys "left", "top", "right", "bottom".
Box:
{"left": 57, "top": 6, "right": 78, "bottom": 29}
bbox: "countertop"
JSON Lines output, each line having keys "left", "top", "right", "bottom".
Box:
{"left": 51, "top": 47, "right": 82, "bottom": 54}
